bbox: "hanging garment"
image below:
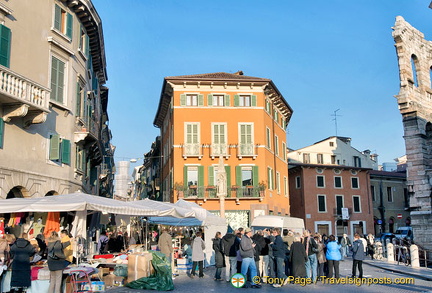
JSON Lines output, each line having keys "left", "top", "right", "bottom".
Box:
{"left": 44, "top": 212, "right": 60, "bottom": 238}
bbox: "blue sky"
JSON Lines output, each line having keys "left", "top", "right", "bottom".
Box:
{"left": 92, "top": 0, "right": 432, "bottom": 167}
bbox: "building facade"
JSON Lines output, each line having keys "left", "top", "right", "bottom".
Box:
{"left": 369, "top": 170, "right": 408, "bottom": 235}
{"left": 0, "top": 0, "right": 114, "bottom": 199}
{"left": 288, "top": 136, "right": 378, "bottom": 170}
{"left": 289, "top": 163, "right": 374, "bottom": 239}
{"left": 153, "top": 71, "right": 293, "bottom": 228}
{"left": 393, "top": 16, "right": 432, "bottom": 250}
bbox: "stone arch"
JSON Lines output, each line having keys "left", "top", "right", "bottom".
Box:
{"left": 411, "top": 54, "right": 419, "bottom": 87}
{"left": 44, "top": 190, "right": 59, "bottom": 196}
{"left": 388, "top": 217, "right": 395, "bottom": 233}
{"left": 6, "top": 186, "right": 29, "bottom": 198}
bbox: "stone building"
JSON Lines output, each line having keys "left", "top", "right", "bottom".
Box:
{"left": 0, "top": 0, "right": 114, "bottom": 199}
{"left": 393, "top": 16, "right": 432, "bottom": 250}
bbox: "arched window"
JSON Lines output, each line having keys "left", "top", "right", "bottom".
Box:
{"left": 411, "top": 55, "right": 419, "bottom": 87}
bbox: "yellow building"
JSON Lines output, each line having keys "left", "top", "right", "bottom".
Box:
{"left": 153, "top": 71, "right": 293, "bottom": 228}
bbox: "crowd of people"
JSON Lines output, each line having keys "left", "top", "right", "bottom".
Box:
{"left": 0, "top": 230, "right": 73, "bottom": 293}
{"left": 200, "top": 228, "right": 375, "bottom": 288}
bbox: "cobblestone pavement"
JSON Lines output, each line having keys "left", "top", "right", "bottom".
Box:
{"left": 107, "top": 260, "right": 432, "bottom": 293}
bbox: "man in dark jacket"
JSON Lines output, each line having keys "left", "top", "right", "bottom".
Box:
{"left": 240, "top": 228, "right": 261, "bottom": 288}
{"left": 271, "top": 228, "right": 287, "bottom": 287}
{"left": 222, "top": 231, "right": 238, "bottom": 282}
{"left": 350, "top": 233, "right": 365, "bottom": 278}
{"left": 10, "top": 234, "right": 36, "bottom": 290}
{"left": 251, "top": 230, "right": 264, "bottom": 278}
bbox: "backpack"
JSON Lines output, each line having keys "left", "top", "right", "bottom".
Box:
{"left": 48, "top": 241, "right": 60, "bottom": 260}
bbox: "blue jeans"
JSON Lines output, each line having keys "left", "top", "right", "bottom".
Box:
{"left": 275, "top": 257, "right": 286, "bottom": 279}
{"left": 305, "top": 253, "right": 318, "bottom": 282}
{"left": 241, "top": 257, "right": 257, "bottom": 285}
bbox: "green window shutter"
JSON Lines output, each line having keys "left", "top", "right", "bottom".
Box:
{"left": 66, "top": 13, "right": 73, "bottom": 39}
{"left": 183, "top": 166, "right": 188, "bottom": 189}
{"left": 251, "top": 95, "right": 257, "bottom": 107}
{"left": 51, "top": 57, "right": 64, "bottom": 103}
{"left": 49, "top": 134, "right": 60, "bottom": 160}
{"left": 0, "top": 118, "right": 4, "bottom": 149}
{"left": 198, "top": 166, "right": 204, "bottom": 197}
{"left": 236, "top": 166, "right": 242, "bottom": 186}
{"left": 54, "top": 5, "right": 61, "bottom": 31}
{"left": 225, "top": 94, "right": 230, "bottom": 106}
{"left": 0, "top": 25, "right": 11, "bottom": 68}
{"left": 85, "top": 34, "right": 90, "bottom": 57}
{"left": 207, "top": 94, "right": 213, "bottom": 106}
{"left": 76, "top": 82, "right": 81, "bottom": 117}
{"left": 208, "top": 166, "right": 214, "bottom": 186}
{"left": 61, "top": 139, "right": 71, "bottom": 164}
{"left": 198, "top": 94, "right": 204, "bottom": 106}
{"left": 252, "top": 166, "right": 259, "bottom": 187}
{"left": 225, "top": 166, "right": 231, "bottom": 188}
{"left": 87, "top": 54, "right": 92, "bottom": 70}
{"left": 234, "top": 95, "right": 239, "bottom": 107}
{"left": 180, "top": 94, "right": 186, "bottom": 106}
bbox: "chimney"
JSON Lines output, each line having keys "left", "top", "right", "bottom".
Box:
{"left": 234, "top": 70, "right": 244, "bottom": 76}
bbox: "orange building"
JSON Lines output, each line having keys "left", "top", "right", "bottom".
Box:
{"left": 153, "top": 71, "right": 293, "bottom": 228}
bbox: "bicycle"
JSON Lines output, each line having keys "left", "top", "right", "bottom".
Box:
{"left": 396, "top": 245, "right": 410, "bottom": 266}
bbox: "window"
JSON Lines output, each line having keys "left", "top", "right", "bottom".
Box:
{"left": 387, "top": 186, "right": 393, "bottom": 202}
{"left": 54, "top": 4, "right": 73, "bottom": 39}
{"left": 282, "top": 142, "right": 286, "bottom": 161}
{"left": 236, "top": 166, "right": 259, "bottom": 196}
{"left": 212, "top": 123, "right": 227, "bottom": 156}
{"left": 187, "top": 167, "right": 198, "bottom": 186}
{"left": 180, "top": 94, "right": 203, "bottom": 106}
{"left": 317, "top": 153, "right": 324, "bottom": 164}
{"left": 353, "top": 196, "right": 361, "bottom": 213}
{"left": 208, "top": 94, "right": 229, "bottom": 106}
{"left": 184, "top": 123, "right": 200, "bottom": 156}
{"left": 79, "top": 26, "right": 90, "bottom": 57}
{"left": 266, "top": 127, "right": 271, "bottom": 149}
{"left": 371, "top": 185, "right": 376, "bottom": 201}
{"left": 187, "top": 94, "right": 198, "bottom": 106}
{"left": 183, "top": 165, "right": 204, "bottom": 197}
{"left": 51, "top": 56, "right": 65, "bottom": 103}
{"left": 0, "top": 25, "right": 11, "bottom": 68}
{"left": 284, "top": 176, "right": 288, "bottom": 196}
{"left": 76, "top": 82, "right": 83, "bottom": 117}
{"left": 351, "top": 177, "right": 359, "bottom": 189}
{"left": 336, "top": 195, "right": 344, "bottom": 215}
{"left": 281, "top": 117, "right": 286, "bottom": 129}
{"left": 75, "top": 146, "right": 85, "bottom": 172}
{"left": 265, "top": 99, "right": 271, "bottom": 113}
{"left": 208, "top": 165, "right": 231, "bottom": 188}
{"left": 411, "top": 55, "right": 419, "bottom": 87}
{"left": 295, "top": 176, "right": 301, "bottom": 189}
{"left": 303, "top": 153, "right": 310, "bottom": 164}
{"left": 353, "top": 156, "right": 361, "bottom": 167}
{"left": 329, "top": 141, "right": 334, "bottom": 147}
{"left": 275, "top": 135, "right": 279, "bottom": 156}
{"left": 234, "top": 94, "right": 256, "bottom": 107}
{"left": 317, "top": 195, "right": 327, "bottom": 212}
{"left": 49, "top": 134, "right": 71, "bottom": 164}
{"left": 273, "top": 110, "right": 279, "bottom": 122}
{"left": 317, "top": 175, "right": 325, "bottom": 187}
{"left": 276, "top": 172, "right": 281, "bottom": 194}
{"left": 334, "top": 176, "right": 342, "bottom": 188}
{"left": 0, "top": 118, "right": 4, "bottom": 148}
{"left": 267, "top": 167, "right": 274, "bottom": 190}
{"left": 239, "top": 123, "right": 254, "bottom": 156}
{"left": 331, "top": 155, "right": 336, "bottom": 164}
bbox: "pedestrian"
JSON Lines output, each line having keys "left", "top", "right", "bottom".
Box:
{"left": 350, "top": 233, "right": 365, "bottom": 278}
{"left": 60, "top": 230, "right": 73, "bottom": 265}
{"left": 190, "top": 231, "right": 205, "bottom": 278}
{"left": 251, "top": 230, "right": 263, "bottom": 278}
{"left": 271, "top": 228, "right": 288, "bottom": 287}
{"left": 158, "top": 228, "right": 173, "bottom": 268}
{"left": 303, "top": 229, "right": 318, "bottom": 282}
{"left": 0, "top": 231, "right": 9, "bottom": 265}
{"left": 47, "top": 231, "right": 70, "bottom": 293}
{"left": 360, "top": 235, "right": 368, "bottom": 256}
{"left": 259, "top": 229, "right": 271, "bottom": 281}
{"left": 267, "top": 228, "right": 276, "bottom": 278}
{"left": 221, "top": 230, "right": 238, "bottom": 281}
{"left": 325, "top": 235, "right": 341, "bottom": 278}
{"left": 212, "top": 232, "right": 225, "bottom": 281}
{"left": 282, "top": 229, "right": 293, "bottom": 277}
{"left": 10, "top": 233, "right": 35, "bottom": 292}
{"left": 340, "top": 234, "right": 351, "bottom": 260}
{"left": 239, "top": 228, "right": 261, "bottom": 289}
{"left": 289, "top": 234, "right": 307, "bottom": 278}
{"left": 366, "top": 233, "right": 375, "bottom": 260}
{"left": 97, "top": 231, "right": 108, "bottom": 254}
{"left": 314, "top": 235, "right": 326, "bottom": 278}
{"left": 235, "top": 232, "right": 243, "bottom": 273}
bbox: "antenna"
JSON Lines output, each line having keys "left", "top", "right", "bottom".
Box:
{"left": 331, "top": 109, "right": 342, "bottom": 136}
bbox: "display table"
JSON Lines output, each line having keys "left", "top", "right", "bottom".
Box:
{"left": 1, "top": 270, "right": 50, "bottom": 293}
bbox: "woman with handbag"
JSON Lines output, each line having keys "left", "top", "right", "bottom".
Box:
{"left": 47, "top": 231, "right": 70, "bottom": 293}
{"left": 10, "top": 233, "right": 36, "bottom": 292}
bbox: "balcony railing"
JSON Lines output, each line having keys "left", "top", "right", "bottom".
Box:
{"left": 238, "top": 143, "right": 256, "bottom": 158}
{"left": 182, "top": 185, "right": 262, "bottom": 199}
{"left": 0, "top": 65, "right": 50, "bottom": 111}
{"left": 211, "top": 143, "right": 228, "bottom": 157}
{"left": 183, "top": 143, "right": 202, "bottom": 158}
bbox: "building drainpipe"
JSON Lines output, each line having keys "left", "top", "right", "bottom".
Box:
{"left": 378, "top": 178, "right": 386, "bottom": 233}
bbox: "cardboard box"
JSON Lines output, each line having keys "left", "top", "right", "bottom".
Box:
{"left": 103, "top": 274, "right": 125, "bottom": 287}
{"left": 127, "top": 253, "right": 154, "bottom": 282}
{"left": 83, "top": 281, "right": 105, "bottom": 292}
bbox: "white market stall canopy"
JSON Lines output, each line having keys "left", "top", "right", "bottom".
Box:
{"left": 0, "top": 192, "right": 196, "bottom": 218}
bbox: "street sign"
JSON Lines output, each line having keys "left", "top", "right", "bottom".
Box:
{"left": 397, "top": 213, "right": 403, "bottom": 219}
{"left": 377, "top": 219, "right": 382, "bottom": 225}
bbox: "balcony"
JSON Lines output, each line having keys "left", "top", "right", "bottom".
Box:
{"left": 74, "top": 116, "right": 100, "bottom": 144}
{"left": 210, "top": 143, "right": 228, "bottom": 158}
{"left": 182, "top": 185, "right": 263, "bottom": 200}
{"left": 182, "top": 143, "right": 202, "bottom": 159}
{"left": 0, "top": 65, "right": 50, "bottom": 126}
{"left": 333, "top": 207, "right": 352, "bottom": 219}
{"left": 237, "top": 143, "right": 256, "bottom": 159}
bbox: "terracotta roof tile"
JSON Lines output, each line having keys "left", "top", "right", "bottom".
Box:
{"left": 166, "top": 72, "right": 270, "bottom": 81}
